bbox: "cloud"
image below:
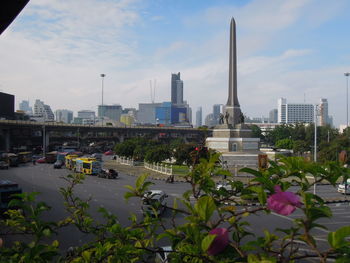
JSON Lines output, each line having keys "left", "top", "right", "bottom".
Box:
{"left": 0, "top": 0, "right": 348, "bottom": 127}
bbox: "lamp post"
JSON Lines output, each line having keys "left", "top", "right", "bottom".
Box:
{"left": 345, "top": 72, "right": 350, "bottom": 128}
{"left": 314, "top": 104, "right": 317, "bottom": 194}
{"left": 100, "top": 73, "right": 106, "bottom": 126}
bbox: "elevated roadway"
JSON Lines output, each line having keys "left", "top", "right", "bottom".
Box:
{"left": 0, "top": 120, "right": 210, "bottom": 152}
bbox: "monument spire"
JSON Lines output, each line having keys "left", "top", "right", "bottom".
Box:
{"left": 226, "top": 17, "right": 240, "bottom": 107}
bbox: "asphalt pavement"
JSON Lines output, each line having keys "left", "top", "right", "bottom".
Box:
{"left": 0, "top": 160, "right": 349, "bottom": 259}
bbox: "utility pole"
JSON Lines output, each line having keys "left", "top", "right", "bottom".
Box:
{"left": 100, "top": 73, "right": 106, "bottom": 126}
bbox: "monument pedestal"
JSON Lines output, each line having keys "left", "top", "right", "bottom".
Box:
{"left": 206, "top": 124, "right": 261, "bottom": 171}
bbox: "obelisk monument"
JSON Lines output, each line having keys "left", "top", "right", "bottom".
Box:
{"left": 206, "top": 17, "right": 260, "bottom": 170}
{"left": 225, "top": 17, "right": 242, "bottom": 127}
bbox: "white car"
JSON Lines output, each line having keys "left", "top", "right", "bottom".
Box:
{"left": 142, "top": 190, "right": 168, "bottom": 216}
{"left": 337, "top": 179, "right": 350, "bottom": 194}
{"left": 155, "top": 246, "right": 172, "bottom": 263}
{"left": 216, "top": 183, "right": 233, "bottom": 192}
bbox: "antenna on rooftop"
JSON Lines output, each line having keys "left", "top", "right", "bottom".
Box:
{"left": 304, "top": 93, "right": 306, "bottom": 103}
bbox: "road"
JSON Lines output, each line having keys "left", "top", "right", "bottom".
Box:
{"left": 0, "top": 161, "right": 349, "bottom": 259}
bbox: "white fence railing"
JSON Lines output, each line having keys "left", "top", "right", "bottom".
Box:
{"left": 144, "top": 162, "right": 173, "bottom": 175}
{"left": 115, "top": 156, "right": 135, "bottom": 166}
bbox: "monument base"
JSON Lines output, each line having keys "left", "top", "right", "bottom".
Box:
{"left": 206, "top": 125, "right": 261, "bottom": 172}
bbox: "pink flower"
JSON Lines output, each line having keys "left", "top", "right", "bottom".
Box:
{"left": 267, "top": 185, "right": 302, "bottom": 216}
{"left": 207, "top": 228, "right": 229, "bottom": 256}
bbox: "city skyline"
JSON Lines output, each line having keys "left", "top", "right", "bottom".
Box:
{"left": 1, "top": 0, "right": 350, "bottom": 126}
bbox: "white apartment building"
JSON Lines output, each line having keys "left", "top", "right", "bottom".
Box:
{"left": 278, "top": 98, "right": 314, "bottom": 124}
{"left": 34, "top": 99, "right": 54, "bottom": 121}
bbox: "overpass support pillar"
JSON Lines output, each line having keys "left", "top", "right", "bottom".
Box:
{"left": 4, "top": 129, "right": 11, "bottom": 152}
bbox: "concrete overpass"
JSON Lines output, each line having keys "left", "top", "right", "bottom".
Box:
{"left": 0, "top": 120, "right": 210, "bottom": 152}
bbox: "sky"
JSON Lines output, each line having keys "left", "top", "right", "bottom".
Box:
{"left": 0, "top": 0, "right": 350, "bottom": 127}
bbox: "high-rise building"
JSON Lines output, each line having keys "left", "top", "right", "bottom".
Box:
{"left": 33, "top": 99, "right": 54, "bottom": 121}
{"left": 19, "top": 100, "right": 32, "bottom": 115}
{"left": 213, "top": 104, "right": 222, "bottom": 125}
{"left": 98, "top": 104, "right": 122, "bottom": 121}
{"left": 171, "top": 72, "right": 183, "bottom": 105}
{"left": 137, "top": 103, "right": 162, "bottom": 124}
{"left": 196, "top": 107, "right": 202, "bottom": 127}
{"left": 277, "top": 98, "right": 313, "bottom": 124}
{"left": 78, "top": 110, "right": 95, "bottom": 119}
{"left": 269, "top": 109, "right": 278, "bottom": 123}
{"left": 55, "top": 109, "right": 73, "bottom": 123}
{"left": 318, "top": 98, "right": 329, "bottom": 126}
{"left": 205, "top": 113, "right": 215, "bottom": 127}
{"left": 155, "top": 102, "right": 172, "bottom": 125}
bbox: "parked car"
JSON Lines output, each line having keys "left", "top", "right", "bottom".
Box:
{"left": 337, "top": 179, "right": 350, "bottom": 194}
{"left": 142, "top": 190, "right": 168, "bottom": 216}
{"left": 98, "top": 168, "right": 118, "bottom": 179}
{"left": 53, "top": 160, "right": 64, "bottom": 169}
{"left": 104, "top": 150, "right": 114, "bottom": 156}
{"left": 0, "top": 161, "right": 9, "bottom": 170}
{"left": 36, "top": 157, "right": 46, "bottom": 163}
{"left": 155, "top": 246, "right": 172, "bottom": 263}
{"left": 216, "top": 183, "right": 233, "bottom": 192}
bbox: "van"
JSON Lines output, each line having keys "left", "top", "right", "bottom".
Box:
{"left": 142, "top": 190, "right": 168, "bottom": 216}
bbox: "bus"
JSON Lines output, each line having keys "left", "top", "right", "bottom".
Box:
{"left": 65, "top": 155, "right": 79, "bottom": 170}
{"left": 75, "top": 158, "right": 101, "bottom": 175}
{"left": 17, "top": 152, "right": 32, "bottom": 163}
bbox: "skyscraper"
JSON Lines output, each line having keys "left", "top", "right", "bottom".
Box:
{"left": 171, "top": 72, "right": 183, "bottom": 105}
{"left": 318, "top": 98, "right": 329, "bottom": 126}
{"left": 196, "top": 107, "right": 202, "bottom": 127}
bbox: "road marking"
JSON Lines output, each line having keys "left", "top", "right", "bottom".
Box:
{"left": 271, "top": 212, "right": 330, "bottom": 233}
{"left": 321, "top": 221, "right": 350, "bottom": 225}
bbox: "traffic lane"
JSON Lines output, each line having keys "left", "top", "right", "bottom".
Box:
{"left": 0, "top": 165, "right": 191, "bottom": 249}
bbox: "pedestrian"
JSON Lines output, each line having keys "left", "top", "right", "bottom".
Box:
{"left": 32, "top": 157, "right": 36, "bottom": 165}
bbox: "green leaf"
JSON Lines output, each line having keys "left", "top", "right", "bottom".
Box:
{"left": 201, "top": 234, "right": 216, "bottom": 252}
{"left": 43, "top": 228, "right": 51, "bottom": 237}
{"left": 328, "top": 226, "right": 350, "bottom": 249}
{"left": 136, "top": 174, "right": 148, "bottom": 189}
{"left": 194, "top": 196, "right": 216, "bottom": 222}
{"left": 124, "top": 192, "right": 135, "bottom": 200}
{"left": 240, "top": 167, "right": 262, "bottom": 177}
{"left": 82, "top": 250, "right": 92, "bottom": 261}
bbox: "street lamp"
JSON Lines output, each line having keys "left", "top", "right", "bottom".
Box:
{"left": 100, "top": 73, "right": 106, "bottom": 126}
{"left": 345, "top": 72, "right": 350, "bottom": 128}
{"left": 314, "top": 104, "right": 318, "bottom": 194}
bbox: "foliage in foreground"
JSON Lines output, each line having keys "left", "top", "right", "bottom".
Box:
{"left": 0, "top": 155, "right": 350, "bottom": 262}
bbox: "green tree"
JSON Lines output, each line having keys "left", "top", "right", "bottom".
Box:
{"left": 144, "top": 145, "right": 172, "bottom": 163}
{"left": 275, "top": 138, "right": 294, "bottom": 149}
{"left": 250, "top": 125, "right": 265, "bottom": 141}
{"left": 293, "top": 140, "right": 310, "bottom": 156}
{"left": 173, "top": 143, "right": 196, "bottom": 165}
